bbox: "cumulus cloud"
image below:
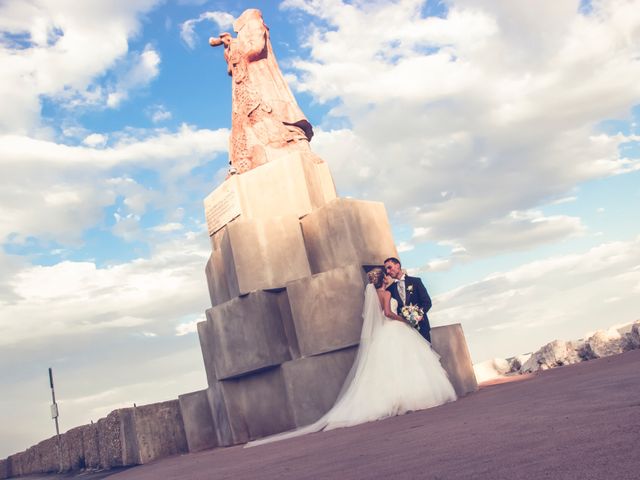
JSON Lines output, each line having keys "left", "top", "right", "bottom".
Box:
{"left": 147, "top": 104, "right": 173, "bottom": 123}
{"left": 415, "top": 210, "right": 586, "bottom": 262}
{"left": 433, "top": 235, "right": 640, "bottom": 361}
{"left": 82, "top": 133, "right": 108, "bottom": 147}
{"left": 1, "top": 231, "right": 210, "bottom": 347}
{"left": 287, "top": 0, "right": 640, "bottom": 259}
{"left": 0, "top": 0, "right": 161, "bottom": 133}
{"left": 175, "top": 315, "right": 204, "bottom": 336}
{"left": 105, "top": 45, "right": 161, "bottom": 108}
{"left": 0, "top": 125, "right": 228, "bottom": 244}
{"left": 180, "top": 11, "right": 235, "bottom": 49}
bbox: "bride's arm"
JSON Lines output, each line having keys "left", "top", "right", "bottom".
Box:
{"left": 380, "top": 291, "right": 405, "bottom": 322}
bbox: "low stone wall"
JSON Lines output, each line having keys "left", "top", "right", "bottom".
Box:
{"left": 133, "top": 401, "right": 188, "bottom": 464}
{"left": 0, "top": 400, "right": 189, "bottom": 478}
{"left": 0, "top": 459, "right": 9, "bottom": 479}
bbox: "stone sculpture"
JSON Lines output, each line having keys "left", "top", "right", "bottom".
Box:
{"left": 210, "top": 8, "right": 319, "bottom": 174}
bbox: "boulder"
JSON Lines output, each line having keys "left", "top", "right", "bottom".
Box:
{"left": 473, "top": 357, "right": 510, "bottom": 384}
{"left": 580, "top": 329, "right": 624, "bottom": 359}
{"left": 521, "top": 340, "right": 580, "bottom": 373}
{"left": 622, "top": 321, "right": 640, "bottom": 351}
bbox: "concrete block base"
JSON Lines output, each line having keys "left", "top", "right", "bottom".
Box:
{"left": 208, "top": 367, "right": 295, "bottom": 446}
{"left": 203, "top": 290, "right": 292, "bottom": 380}
{"left": 203, "top": 153, "right": 336, "bottom": 235}
{"left": 179, "top": 390, "right": 217, "bottom": 453}
{"left": 286, "top": 264, "right": 366, "bottom": 357}
{"left": 431, "top": 324, "right": 478, "bottom": 397}
{"left": 219, "top": 215, "right": 311, "bottom": 296}
{"left": 282, "top": 346, "right": 358, "bottom": 427}
{"left": 301, "top": 198, "right": 398, "bottom": 274}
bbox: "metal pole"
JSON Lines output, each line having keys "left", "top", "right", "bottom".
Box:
{"left": 49, "top": 368, "right": 63, "bottom": 472}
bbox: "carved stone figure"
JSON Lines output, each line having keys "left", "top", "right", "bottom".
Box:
{"left": 210, "top": 9, "right": 319, "bottom": 174}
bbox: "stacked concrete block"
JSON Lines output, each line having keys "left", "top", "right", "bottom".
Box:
{"left": 301, "top": 198, "right": 398, "bottom": 274}
{"left": 178, "top": 390, "right": 218, "bottom": 452}
{"left": 431, "top": 324, "right": 478, "bottom": 397}
{"left": 281, "top": 346, "right": 358, "bottom": 427}
{"left": 206, "top": 367, "right": 295, "bottom": 446}
{"left": 202, "top": 290, "right": 293, "bottom": 379}
{"left": 197, "top": 320, "right": 218, "bottom": 387}
{"left": 203, "top": 154, "right": 336, "bottom": 236}
{"left": 205, "top": 249, "right": 231, "bottom": 307}
{"left": 285, "top": 264, "right": 366, "bottom": 356}
{"left": 219, "top": 216, "right": 311, "bottom": 298}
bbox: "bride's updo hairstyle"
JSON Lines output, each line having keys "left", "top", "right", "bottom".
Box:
{"left": 367, "top": 267, "right": 384, "bottom": 288}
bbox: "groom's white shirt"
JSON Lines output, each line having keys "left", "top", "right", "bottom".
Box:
{"left": 396, "top": 275, "right": 406, "bottom": 304}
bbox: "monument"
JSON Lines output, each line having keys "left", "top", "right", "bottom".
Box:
{"left": 182, "top": 8, "right": 478, "bottom": 449}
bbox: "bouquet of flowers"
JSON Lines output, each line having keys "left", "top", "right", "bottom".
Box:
{"left": 400, "top": 304, "right": 424, "bottom": 330}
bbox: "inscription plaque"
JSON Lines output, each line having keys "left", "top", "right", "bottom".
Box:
{"left": 204, "top": 178, "right": 242, "bottom": 235}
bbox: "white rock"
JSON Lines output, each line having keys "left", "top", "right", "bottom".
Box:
{"left": 473, "top": 357, "right": 510, "bottom": 383}
{"left": 508, "top": 353, "right": 532, "bottom": 372}
{"left": 581, "top": 329, "right": 624, "bottom": 359}
{"left": 622, "top": 321, "right": 640, "bottom": 351}
{"left": 520, "top": 340, "right": 580, "bottom": 373}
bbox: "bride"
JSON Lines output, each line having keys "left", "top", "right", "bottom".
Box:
{"left": 248, "top": 267, "right": 456, "bottom": 447}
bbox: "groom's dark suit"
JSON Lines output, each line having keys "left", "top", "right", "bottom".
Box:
{"left": 388, "top": 275, "right": 433, "bottom": 343}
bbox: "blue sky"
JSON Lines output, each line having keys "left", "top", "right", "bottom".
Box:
{"left": 1, "top": 0, "right": 639, "bottom": 458}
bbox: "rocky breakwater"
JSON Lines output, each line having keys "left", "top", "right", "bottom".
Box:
{"left": 474, "top": 320, "right": 640, "bottom": 383}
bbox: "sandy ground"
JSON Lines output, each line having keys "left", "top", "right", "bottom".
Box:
{"left": 19, "top": 349, "right": 640, "bottom": 480}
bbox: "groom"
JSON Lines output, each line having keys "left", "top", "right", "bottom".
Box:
{"left": 384, "top": 257, "right": 433, "bottom": 343}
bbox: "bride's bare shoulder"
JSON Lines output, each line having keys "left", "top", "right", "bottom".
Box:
{"left": 376, "top": 289, "right": 391, "bottom": 309}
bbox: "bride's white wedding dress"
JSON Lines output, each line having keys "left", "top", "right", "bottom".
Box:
{"left": 247, "top": 284, "right": 456, "bottom": 447}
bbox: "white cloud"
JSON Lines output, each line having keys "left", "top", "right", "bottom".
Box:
{"left": 148, "top": 104, "right": 172, "bottom": 123}
{"left": 1, "top": 231, "right": 210, "bottom": 347}
{"left": 180, "top": 11, "right": 235, "bottom": 49}
{"left": 416, "top": 210, "right": 586, "bottom": 262}
{"left": 396, "top": 241, "right": 414, "bottom": 253}
{"left": 104, "top": 45, "right": 161, "bottom": 108}
{"left": 434, "top": 236, "right": 640, "bottom": 361}
{"left": 175, "top": 315, "right": 203, "bottom": 336}
{"left": 0, "top": 125, "right": 228, "bottom": 244}
{"left": 113, "top": 212, "right": 142, "bottom": 241}
{"left": 0, "top": 0, "right": 161, "bottom": 134}
{"left": 82, "top": 133, "right": 108, "bottom": 147}
{"left": 150, "top": 222, "right": 184, "bottom": 233}
{"left": 287, "top": 0, "right": 640, "bottom": 259}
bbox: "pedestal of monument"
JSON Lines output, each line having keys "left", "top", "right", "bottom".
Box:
{"left": 186, "top": 157, "right": 478, "bottom": 448}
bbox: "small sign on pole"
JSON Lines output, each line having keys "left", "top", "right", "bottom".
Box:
{"left": 48, "top": 367, "right": 62, "bottom": 472}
